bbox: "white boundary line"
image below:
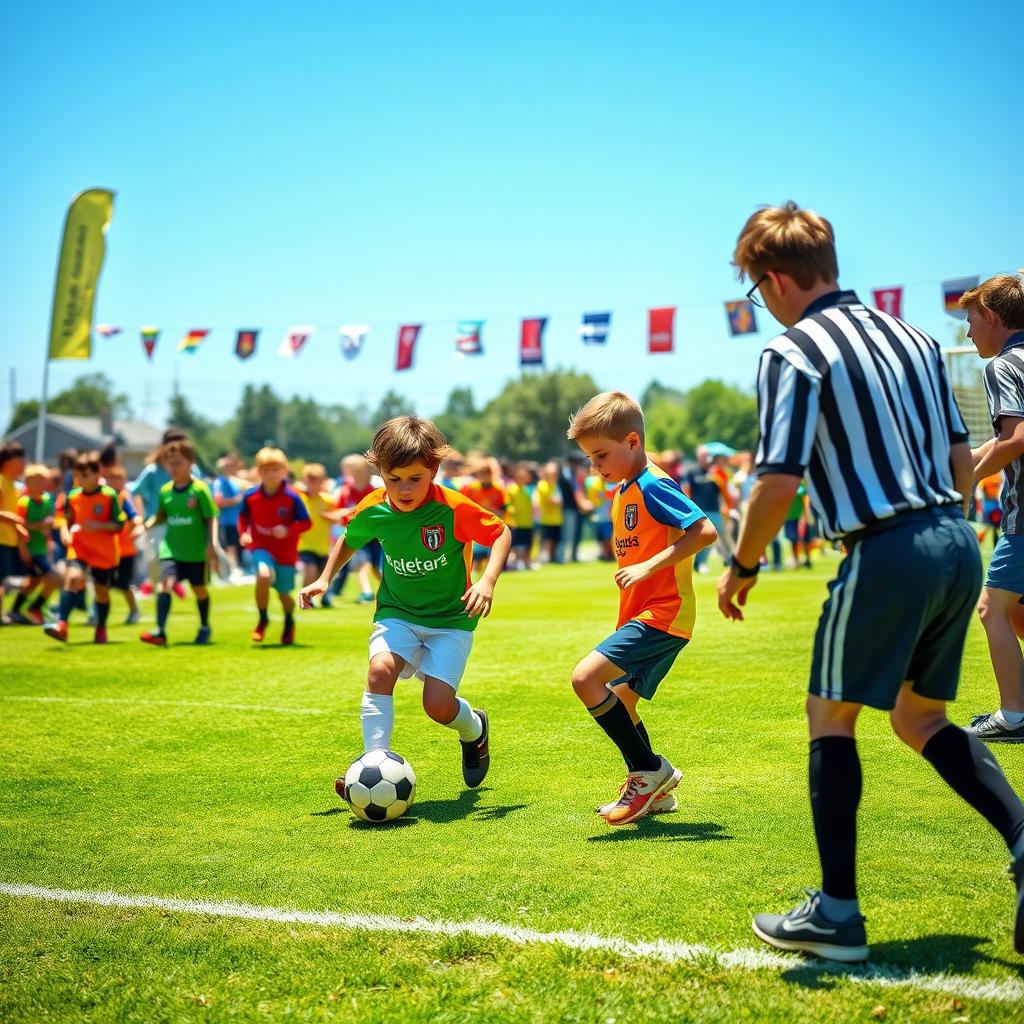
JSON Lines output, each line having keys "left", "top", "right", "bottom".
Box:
{"left": 0, "top": 696, "right": 327, "bottom": 716}
{"left": 1, "top": 883, "right": 1020, "bottom": 1003}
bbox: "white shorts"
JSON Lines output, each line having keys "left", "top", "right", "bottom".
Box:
{"left": 368, "top": 618, "right": 474, "bottom": 689}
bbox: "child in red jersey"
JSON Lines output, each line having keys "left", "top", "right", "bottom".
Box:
{"left": 239, "top": 447, "right": 311, "bottom": 645}
{"left": 567, "top": 392, "right": 717, "bottom": 827}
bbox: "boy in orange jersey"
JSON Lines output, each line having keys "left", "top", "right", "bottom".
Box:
{"left": 568, "top": 392, "right": 718, "bottom": 826}
{"left": 44, "top": 451, "right": 125, "bottom": 644}
{"left": 460, "top": 457, "right": 511, "bottom": 574}
{"left": 104, "top": 462, "right": 143, "bottom": 624}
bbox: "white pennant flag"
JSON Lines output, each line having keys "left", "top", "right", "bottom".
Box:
{"left": 340, "top": 325, "right": 368, "bottom": 360}
{"left": 278, "top": 325, "right": 315, "bottom": 358}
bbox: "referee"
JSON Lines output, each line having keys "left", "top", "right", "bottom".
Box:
{"left": 717, "top": 202, "right": 1024, "bottom": 962}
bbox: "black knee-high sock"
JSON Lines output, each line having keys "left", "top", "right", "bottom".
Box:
{"left": 156, "top": 592, "right": 171, "bottom": 631}
{"left": 810, "top": 736, "right": 862, "bottom": 899}
{"left": 922, "top": 724, "right": 1024, "bottom": 852}
{"left": 95, "top": 601, "right": 109, "bottom": 627}
{"left": 12, "top": 591, "right": 27, "bottom": 612}
{"left": 197, "top": 597, "right": 210, "bottom": 626}
{"left": 636, "top": 720, "right": 651, "bottom": 751}
{"left": 588, "top": 694, "right": 660, "bottom": 773}
{"left": 58, "top": 590, "right": 75, "bottom": 622}
{"left": 29, "top": 593, "right": 46, "bottom": 611}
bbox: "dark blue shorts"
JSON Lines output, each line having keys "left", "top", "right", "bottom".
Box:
{"left": 986, "top": 533, "right": 1024, "bottom": 595}
{"left": 0, "top": 543, "right": 26, "bottom": 581}
{"left": 595, "top": 620, "right": 689, "bottom": 701}
{"left": 510, "top": 527, "right": 534, "bottom": 550}
{"left": 30, "top": 553, "right": 54, "bottom": 577}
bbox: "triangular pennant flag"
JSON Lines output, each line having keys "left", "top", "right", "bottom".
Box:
{"left": 96, "top": 324, "right": 122, "bottom": 337}
{"left": 235, "top": 329, "right": 259, "bottom": 360}
{"left": 520, "top": 317, "right": 546, "bottom": 366}
{"left": 279, "top": 325, "right": 314, "bottom": 358}
{"left": 455, "top": 320, "right": 484, "bottom": 356}
{"left": 340, "top": 325, "right": 368, "bottom": 360}
{"left": 178, "top": 329, "right": 209, "bottom": 353}
{"left": 581, "top": 312, "right": 611, "bottom": 345}
{"left": 140, "top": 326, "right": 160, "bottom": 360}
{"left": 724, "top": 300, "right": 758, "bottom": 337}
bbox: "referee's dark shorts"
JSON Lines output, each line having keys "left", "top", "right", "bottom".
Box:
{"left": 809, "top": 506, "right": 981, "bottom": 710}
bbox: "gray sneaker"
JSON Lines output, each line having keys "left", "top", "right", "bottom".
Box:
{"left": 965, "top": 712, "right": 1024, "bottom": 743}
{"left": 753, "top": 889, "right": 868, "bottom": 963}
{"left": 1012, "top": 854, "right": 1024, "bottom": 955}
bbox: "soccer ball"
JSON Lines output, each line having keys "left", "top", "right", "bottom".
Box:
{"left": 338, "top": 750, "right": 416, "bottom": 823}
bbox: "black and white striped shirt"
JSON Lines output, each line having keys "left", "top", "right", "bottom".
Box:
{"left": 983, "top": 331, "right": 1024, "bottom": 535}
{"left": 756, "top": 290, "right": 968, "bottom": 539}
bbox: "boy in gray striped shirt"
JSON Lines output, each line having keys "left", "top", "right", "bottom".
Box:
{"left": 965, "top": 272, "right": 1024, "bottom": 741}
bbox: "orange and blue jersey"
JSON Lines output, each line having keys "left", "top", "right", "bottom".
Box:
{"left": 239, "top": 483, "right": 311, "bottom": 564}
{"left": 613, "top": 462, "right": 706, "bottom": 638}
{"left": 66, "top": 485, "right": 125, "bottom": 570}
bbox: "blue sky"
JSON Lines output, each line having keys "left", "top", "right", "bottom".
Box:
{"left": 1, "top": 1, "right": 1021, "bottom": 431}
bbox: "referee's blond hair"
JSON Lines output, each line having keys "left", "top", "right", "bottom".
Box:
{"left": 959, "top": 272, "right": 1024, "bottom": 331}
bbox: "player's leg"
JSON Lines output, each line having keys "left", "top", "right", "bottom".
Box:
{"left": 251, "top": 551, "right": 274, "bottom": 640}
{"left": 193, "top": 565, "right": 212, "bottom": 644}
{"left": 45, "top": 560, "right": 85, "bottom": 640}
{"left": 972, "top": 584, "right": 1024, "bottom": 739}
{"left": 274, "top": 562, "right": 296, "bottom": 644}
{"left": 362, "top": 651, "right": 405, "bottom": 752}
{"left": 92, "top": 574, "right": 111, "bottom": 643}
{"left": 141, "top": 561, "right": 175, "bottom": 645}
{"left": 607, "top": 681, "right": 676, "bottom": 815}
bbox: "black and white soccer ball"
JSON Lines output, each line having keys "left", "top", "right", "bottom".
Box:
{"left": 339, "top": 750, "right": 416, "bottom": 822}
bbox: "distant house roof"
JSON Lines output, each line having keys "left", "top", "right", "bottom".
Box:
{"left": 6, "top": 414, "right": 163, "bottom": 452}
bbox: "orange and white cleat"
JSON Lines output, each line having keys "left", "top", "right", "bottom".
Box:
{"left": 596, "top": 774, "right": 680, "bottom": 817}
{"left": 602, "top": 758, "right": 682, "bottom": 827}
{"left": 251, "top": 619, "right": 268, "bottom": 643}
{"left": 43, "top": 620, "right": 68, "bottom": 643}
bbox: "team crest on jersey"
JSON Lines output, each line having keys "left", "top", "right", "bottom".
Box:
{"left": 277, "top": 506, "right": 289, "bottom": 519}
{"left": 624, "top": 503, "right": 639, "bottom": 531}
{"left": 93, "top": 502, "right": 104, "bottom": 516}
{"left": 186, "top": 497, "right": 197, "bottom": 509}
{"left": 421, "top": 524, "right": 445, "bottom": 551}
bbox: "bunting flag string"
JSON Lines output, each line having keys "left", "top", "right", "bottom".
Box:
{"left": 235, "top": 329, "right": 259, "bottom": 360}
{"left": 520, "top": 317, "right": 546, "bottom": 366}
{"left": 340, "top": 325, "right": 368, "bottom": 360}
{"left": 278, "top": 325, "right": 314, "bottom": 358}
{"left": 455, "top": 320, "right": 484, "bottom": 356}
{"left": 140, "top": 326, "right": 160, "bottom": 361}
{"left": 724, "top": 300, "right": 757, "bottom": 337}
{"left": 581, "top": 312, "right": 611, "bottom": 345}
{"left": 943, "top": 277, "right": 979, "bottom": 320}
{"left": 648, "top": 306, "right": 675, "bottom": 354}
{"left": 395, "top": 324, "right": 421, "bottom": 371}
{"left": 178, "top": 328, "right": 209, "bottom": 353}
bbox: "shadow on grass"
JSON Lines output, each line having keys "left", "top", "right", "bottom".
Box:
{"left": 779, "top": 932, "right": 1024, "bottom": 990}
{"left": 587, "top": 819, "right": 733, "bottom": 843}
{"left": 252, "top": 643, "right": 312, "bottom": 650}
{"left": 309, "top": 787, "right": 529, "bottom": 827}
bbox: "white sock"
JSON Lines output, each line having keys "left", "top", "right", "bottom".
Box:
{"left": 446, "top": 697, "right": 482, "bottom": 742}
{"left": 360, "top": 692, "right": 394, "bottom": 751}
{"left": 998, "top": 708, "right": 1024, "bottom": 726}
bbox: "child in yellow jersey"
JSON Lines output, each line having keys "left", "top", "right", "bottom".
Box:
{"left": 0, "top": 441, "right": 30, "bottom": 621}
{"left": 297, "top": 463, "right": 337, "bottom": 607}
{"left": 567, "top": 391, "right": 717, "bottom": 827}
{"left": 506, "top": 462, "right": 537, "bottom": 569}
{"left": 534, "top": 461, "right": 563, "bottom": 563}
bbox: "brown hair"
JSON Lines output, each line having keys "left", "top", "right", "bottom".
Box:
{"left": 161, "top": 440, "right": 196, "bottom": 465}
{"left": 366, "top": 416, "right": 449, "bottom": 473}
{"left": 303, "top": 462, "right": 326, "bottom": 478}
{"left": 958, "top": 272, "right": 1024, "bottom": 331}
{"left": 732, "top": 201, "right": 839, "bottom": 289}
{"left": 567, "top": 391, "right": 645, "bottom": 442}
{"left": 73, "top": 450, "right": 101, "bottom": 474}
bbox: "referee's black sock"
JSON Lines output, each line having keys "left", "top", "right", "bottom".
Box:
{"left": 156, "top": 592, "right": 171, "bottom": 632}
{"left": 922, "top": 724, "right": 1024, "bottom": 858}
{"left": 587, "top": 693, "right": 660, "bottom": 773}
{"left": 810, "top": 736, "right": 861, "bottom": 901}
{"left": 197, "top": 597, "right": 210, "bottom": 627}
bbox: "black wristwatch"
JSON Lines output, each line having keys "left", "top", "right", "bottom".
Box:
{"left": 730, "top": 554, "right": 761, "bottom": 578}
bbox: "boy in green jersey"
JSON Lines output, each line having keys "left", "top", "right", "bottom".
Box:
{"left": 140, "top": 440, "right": 218, "bottom": 646}
{"left": 10, "top": 464, "right": 61, "bottom": 625}
{"left": 300, "top": 416, "right": 511, "bottom": 789}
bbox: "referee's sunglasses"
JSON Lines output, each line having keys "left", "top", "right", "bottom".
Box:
{"left": 746, "top": 272, "right": 769, "bottom": 308}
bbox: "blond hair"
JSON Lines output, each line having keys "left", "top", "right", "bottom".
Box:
{"left": 567, "top": 391, "right": 645, "bottom": 442}
{"left": 733, "top": 201, "right": 838, "bottom": 289}
{"left": 24, "top": 462, "right": 50, "bottom": 480}
{"left": 254, "top": 446, "right": 288, "bottom": 468}
{"left": 303, "top": 462, "right": 326, "bottom": 478}
{"left": 958, "top": 272, "right": 1024, "bottom": 331}
{"left": 366, "top": 416, "right": 450, "bottom": 473}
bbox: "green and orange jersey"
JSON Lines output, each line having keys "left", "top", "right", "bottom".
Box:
{"left": 344, "top": 484, "right": 506, "bottom": 632}
{"left": 612, "top": 462, "right": 706, "bottom": 639}
{"left": 66, "top": 484, "right": 125, "bottom": 569}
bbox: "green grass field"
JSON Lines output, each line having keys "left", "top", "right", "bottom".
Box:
{"left": 2, "top": 554, "right": 1023, "bottom": 1022}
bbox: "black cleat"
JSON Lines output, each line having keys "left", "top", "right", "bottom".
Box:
{"left": 460, "top": 709, "right": 489, "bottom": 788}
{"left": 1012, "top": 854, "right": 1024, "bottom": 955}
{"left": 753, "top": 889, "right": 868, "bottom": 963}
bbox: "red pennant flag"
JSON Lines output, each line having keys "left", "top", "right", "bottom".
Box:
{"left": 648, "top": 307, "right": 675, "bottom": 354}
{"left": 520, "top": 317, "right": 546, "bottom": 366}
{"left": 396, "top": 324, "right": 421, "bottom": 371}
{"left": 872, "top": 287, "right": 903, "bottom": 319}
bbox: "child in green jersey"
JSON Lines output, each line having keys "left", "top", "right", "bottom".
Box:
{"left": 140, "top": 440, "right": 218, "bottom": 647}
{"left": 300, "top": 416, "right": 511, "bottom": 791}
{"left": 10, "top": 464, "right": 61, "bottom": 625}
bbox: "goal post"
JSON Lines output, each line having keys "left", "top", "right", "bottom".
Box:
{"left": 943, "top": 345, "right": 990, "bottom": 447}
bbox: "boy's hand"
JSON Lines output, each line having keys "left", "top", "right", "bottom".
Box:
{"left": 239, "top": 532, "right": 252, "bottom": 547}
{"left": 271, "top": 524, "right": 288, "bottom": 539}
{"left": 717, "top": 567, "right": 758, "bottom": 622}
{"left": 299, "top": 577, "right": 327, "bottom": 610}
{"left": 614, "top": 560, "right": 653, "bottom": 590}
{"left": 461, "top": 579, "right": 494, "bottom": 618}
